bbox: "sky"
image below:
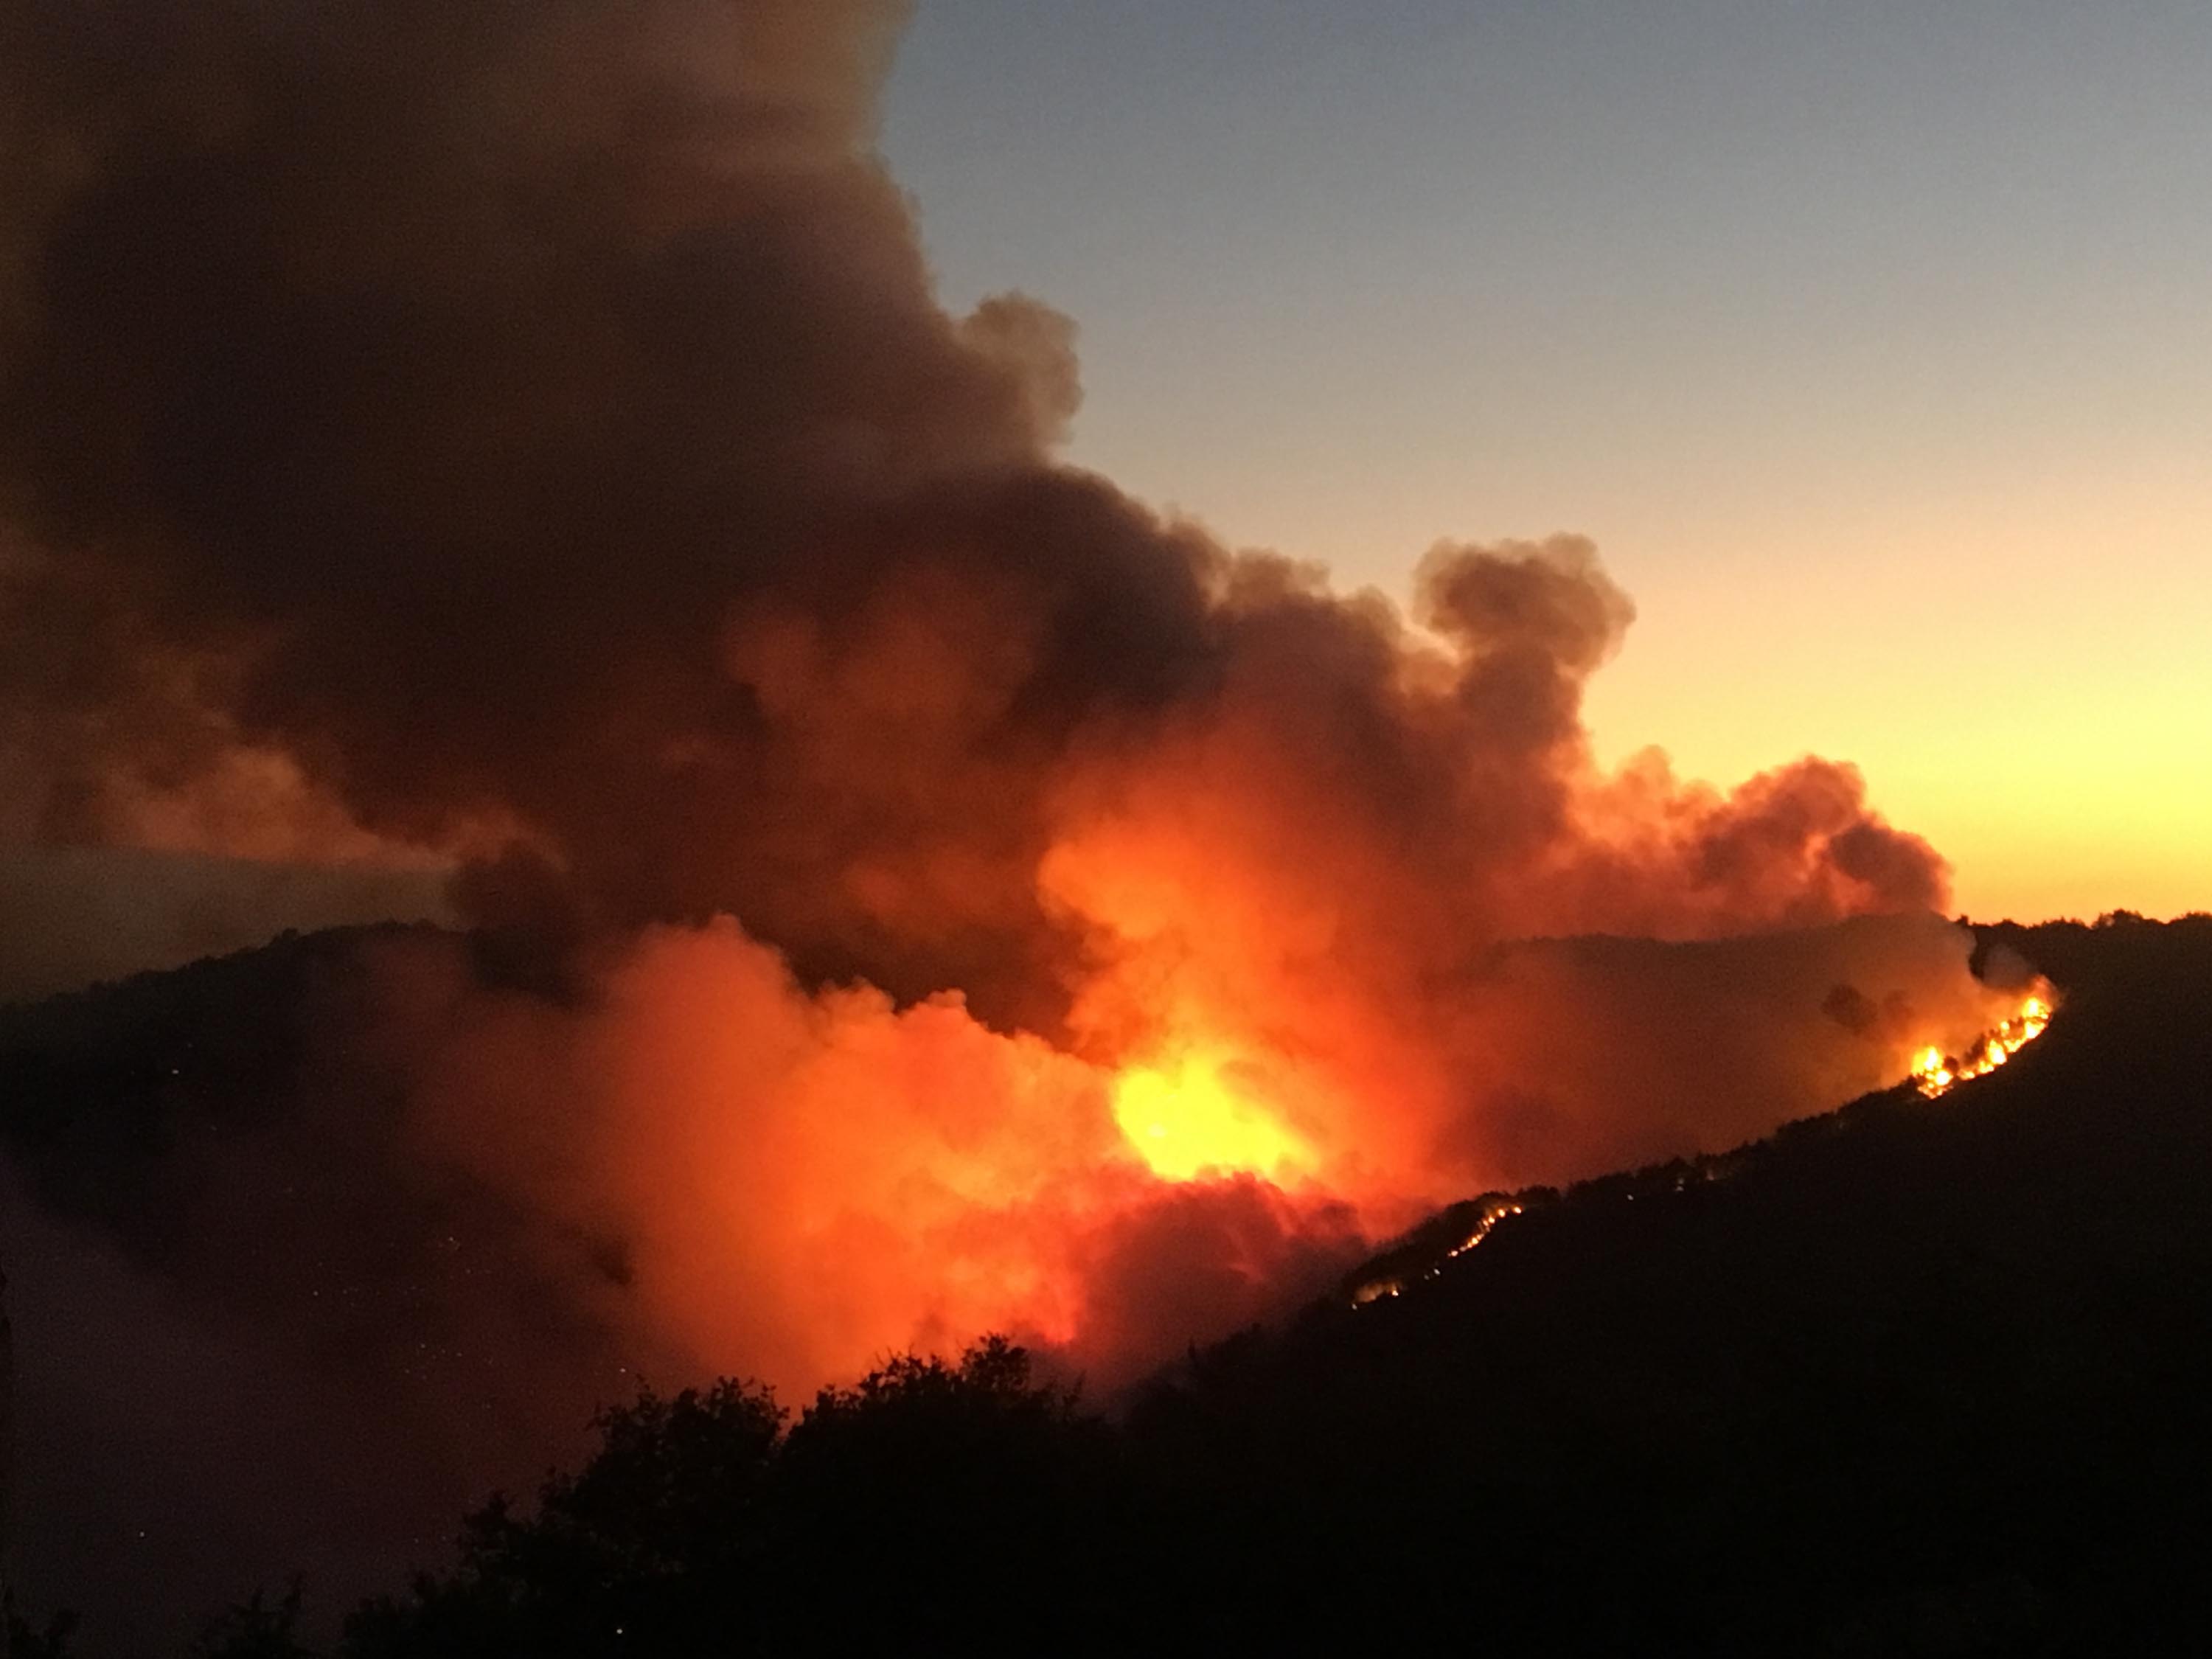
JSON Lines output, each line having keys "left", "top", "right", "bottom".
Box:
{"left": 882, "top": 0, "right": 2212, "bottom": 922}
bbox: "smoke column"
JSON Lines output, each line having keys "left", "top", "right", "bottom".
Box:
{"left": 0, "top": 0, "right": 2013, "bottom": 1427}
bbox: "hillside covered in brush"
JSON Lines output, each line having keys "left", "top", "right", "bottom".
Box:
{"left": 1124, "top": 913, "right": 2212, "bottom": 1652}
{"left": 4, "top": 914, "right": 2208, "bottom": 1656}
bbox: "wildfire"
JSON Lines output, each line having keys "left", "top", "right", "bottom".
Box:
{"left": 1110, "top": 1049, "right": 1311, "bottom": 1183}
{"left": 1910, "top": 991, "right": 2054, "bottom": 1099}
{"left": 1351, "top": 1197, "right": 1528, "bottom": 1306}
{"left": 1445, "top": 1199, "right": 1528, "bottom": 1259}
{"left": 1349, "top": 982, "right": 2062, "bottom": 1312}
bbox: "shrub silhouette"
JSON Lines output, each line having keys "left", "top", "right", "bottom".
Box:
{"left": 188, "top": 1585, "right": 312, "bottom": 1659}
{"left": 339, "top": 1340, "right": 1134, "bottom": 1659}
{"left": 343, "top": 1378, "right": 782, "bottom": 1659}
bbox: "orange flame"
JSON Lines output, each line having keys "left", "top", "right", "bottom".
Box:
{"left": 1110, "top": 1048, "right": 1312, "bottom": 1183}
{"left": 1350, "top": 1196, "right": 1528, "bottom": 1306}
{"left": 1910, "top": 989, "right": 2054, "bottom": 1099}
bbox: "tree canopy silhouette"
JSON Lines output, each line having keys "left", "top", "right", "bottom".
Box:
{"left": 340, "top": 1339, "right": 1137, "bottom": 1659}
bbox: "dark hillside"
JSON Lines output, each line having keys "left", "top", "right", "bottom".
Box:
{"left": 1127, "top": 914, "right": 2212, "bottom": 1653}
{"left": 1, "top": 926, "right": 420, "bottom": 1257}
{"left": 3, "top": 917, "right": 2208, "bottom": 1656}
{"left": 319, "top": 914, "right": 2212, "bottom": 1658}
{"left": 0, "top": 923, "right": 616, "bottom": 1376}
{"left": 0, "top": 929, "right": 639, "bottom": 1653}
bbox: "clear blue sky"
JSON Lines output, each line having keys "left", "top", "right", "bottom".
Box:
{"left": 882, "top": 1, "right": 2212, "bottom": 919}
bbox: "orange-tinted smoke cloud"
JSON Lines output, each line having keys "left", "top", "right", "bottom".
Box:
{"left": 385, "top": 908, "right": 2018, "bottom": 1400}
{"left": 0, "top": 0, "right": 2009, "bottom": 1397}
{"left": 389, "top": 921, "right": 1364, "bottom": 1399}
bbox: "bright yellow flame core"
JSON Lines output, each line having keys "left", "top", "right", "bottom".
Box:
{"left": 1111, "top": 1051, "right": 1309, "bottom": 1182}
{"left": 1910, "top": 992, "right": 2053, "bottom": 1099}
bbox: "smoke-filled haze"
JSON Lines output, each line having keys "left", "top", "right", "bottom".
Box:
{"left": 0, "top": 7, "right": 2065, "bottom": 1633}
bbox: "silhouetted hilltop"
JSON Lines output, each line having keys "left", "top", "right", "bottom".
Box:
{"left": 0, "top": 926, "right": 642, "bottom": 1655}
{"left": 1, "top": 924, "right": 425, "bottom": 1253}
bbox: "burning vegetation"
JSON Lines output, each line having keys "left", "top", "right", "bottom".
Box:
{"left": 1910, "top": 990, "right": 2055, "bottom": 1099}
{"left": 1350, "top": 1196, "right": 1530, "bottom": 1306}
{"left": 1342, "top": 975, "right": 2065, "bottom": 1312}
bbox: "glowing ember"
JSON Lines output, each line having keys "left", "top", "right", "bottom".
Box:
{"left": 1351, "top": 1197, "right": 1528, "bottom": 1307}
{"left": 1910, "top": 991, "right": 2054, "bottom": 1099}
{"left": 1444, "top": 1198, "right": 1528, "bottom": 1261}
{"left": 1111, "top": 1050, "right": 1310, "bottom": 1182}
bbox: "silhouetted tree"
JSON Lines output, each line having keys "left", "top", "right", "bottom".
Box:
{"left": 762, "top": 1338, "right": 1135, "bottom": 1655}
{"left": 338, "top": 1340, "right": 1140, "bottom": 1658}
{"left": 0, "top": 1596, "right": 75, "bottom": 1659}
{"left": 188, "top": 1583, "right": 313, "bottom": 1659}
{"left": 343, "top": 1379, "right": 782, "bottom": 1659}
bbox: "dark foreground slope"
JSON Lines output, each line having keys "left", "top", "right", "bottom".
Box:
{"left": 1127, "top": 913, "right": 2212, "bottom": 1654}
{"left": 4, "top": 916, "right": 2210, "bottom": 1657}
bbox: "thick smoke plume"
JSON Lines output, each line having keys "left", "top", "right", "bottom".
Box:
{"left": 0, "top": 0, "right": 1997, "bottom": 1448}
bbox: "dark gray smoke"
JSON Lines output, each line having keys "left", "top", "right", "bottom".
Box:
{"left": 0, "top": 0, "right": 1943, "bottom": 1029}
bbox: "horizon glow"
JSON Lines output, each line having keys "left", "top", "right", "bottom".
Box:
{"left": 884, "top": 0, "right": 2212, "bottom": 922}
